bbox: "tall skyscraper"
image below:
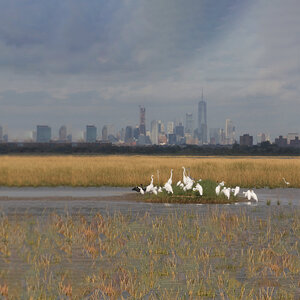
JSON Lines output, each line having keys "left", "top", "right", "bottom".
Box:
{"left": 36, "top": 125, "right": 51, "bottom": 143}
{"left": 198, "top": 91, "right": 207, "bottom": 144}
{"left": 139, "top": 106, "right": 146, "bottom": 136}
{"left": 86, "top": 125, "right": 97, "bottom": 143}
{"left": 59, "top": 125, "right": 67, "bottom": 141}
{"left": 125, "top": 126, "right": 133, "bottom": 143}
{"left": 185, "top": 113, "right": 193, "bottom": 134}
{"left": 102, "top": 125, "right": 108, "bottom": 140}
{"left": 225, "top": 119, "right": 235, "bottom": 144}
{"left": 167, "top": 121, "right": 174, "bottom": 134}
{"left": 150, "top": 120, "right": 159, "bottom": 145}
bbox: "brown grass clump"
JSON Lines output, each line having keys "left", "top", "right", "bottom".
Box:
{"left": 0, "top": 155, "right": 299, "bottom": 187}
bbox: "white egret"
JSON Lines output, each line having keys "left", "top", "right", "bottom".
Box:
{"left": 221, "top": 187, "right": 230, "bottom": 200}
{"left": 167, "top": 169, "right": 173, "bottom": 185}
{"left": 233, "top": 186, "right": 240, "bottom": 197}
{"left": 182, "top": 167, "right": 188, "bottom": 185}
{"left": 282, "top": 177, "right": 290, "bottom": 185}
{"left": 164, "top": 182, "right": 173, "bottom": 194}
{"left": 243, "top": 190, "right": 252, "bottom": 201}
{"left": 152, "top": 186, "right": 158, "bottom": 195}
{"left": 215, "top": 185, "right": 221, "bottom": 196}
{"left": 138, "top": 187, "right": 145, "bottom": 195}
{"left": 193, "top": 183, "right": 203, "bottom": 196}
{"left": 250, "top": 190, "right": 258, "bottom": 202}
{"left": 176, "top": 180, "right": 182, "bottom": 186}
{"left": 158, "top": 187, "right": 163, "bottom": 193}
{"left": 146, "top": 175, "right": 154, "bottom": 193}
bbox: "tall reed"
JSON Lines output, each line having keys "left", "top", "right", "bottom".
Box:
{"left": 0, "top": 155, "right": 299, "bottom": 187}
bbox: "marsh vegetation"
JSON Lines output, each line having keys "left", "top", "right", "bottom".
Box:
{"left": 0, "top": 155, "right": 299, "bottom": 188}
{"left": 0, "top": 207, "right": 299, "bottom": 299}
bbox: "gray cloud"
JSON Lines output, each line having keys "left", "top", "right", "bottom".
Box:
{"left": 0, "top": 0, "right": 299, "bottom": 139}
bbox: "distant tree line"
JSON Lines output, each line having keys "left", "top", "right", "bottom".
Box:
{"left": 0, "top": 141, "right": 299, "bottom": 156}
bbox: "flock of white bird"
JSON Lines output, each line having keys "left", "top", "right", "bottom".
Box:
{"left": 133, "top": 166, "right": 260, "bottom": 202}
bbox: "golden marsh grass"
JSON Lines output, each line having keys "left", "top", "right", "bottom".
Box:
{"left": 0, "top": 155, "right": 299, "bottom": 187}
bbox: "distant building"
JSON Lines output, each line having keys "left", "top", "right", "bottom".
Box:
{"left": 290, "top": 136, "right": 300, "bottom": 147}
{"left": 3, "top": 134, "right": 8, "bottom": 143}
{"left": 168, "top": 134, "right": 177, "bottom": 145}
{"left": 37, "top": 125, "right": 51, "bottom": 143}
{"left": 175, "top": 123, "right": 184, "bottom": 137}
{"left": 59, "top": 125, "right": 67, "bottom": 141}
{"left": 150, "top": 120, "right": 159, "bottom": 145}
{"left": 67, "top": 134, "right": 72, "bottom": 142}
{"left": 167, "top": 121, "right": 174, "bottom": 134}
{"left": 198, "top": 92, "right": 207, "bottom": 144}
{"left": 139, "top": 106, "right": 146, "bottom": 136}
{"left": 287, "top": 133, "right": 299, "bottom": 144}
{"left": 274, "top": 136, "right": 287, "bottom": 147}
{"left": 133, "top": 126, "right": 140, "bottom": 140}
{"left": 125, "top": 126, "right": 133, "bottom": 143}
{"left": 86, "top": 125, "right": 97, "bottom": 143}
{"left": 209, "top": 128, "right": 221, "bottom": 145}
{"left": 185, "top": 113, "right": 193, "bottom": 134}
{"left": 0, "top": 126, "right": 2, "bottom": 142}
{"left": 102, "top": 126, "right": 108, "bottom": 141}
{"left": 225, "top": 119, "right": 235, "bottom": 145}
{"left": 240, "top": 134, "right": 253, "bottom": 146}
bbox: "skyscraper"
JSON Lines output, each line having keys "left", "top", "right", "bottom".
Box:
{"left": 86, "top": 125, "right": 97, "bottom": 143}
{"left": 150, "top": 120, "right": 159, "bottom": 145}
{"left": 125, "top": 126, "right": 133, "bottom": 143}
{"left": 198, "top": 91, "right": 207, "bottom": 144}
{"left": 0, "top": 126, "right": 2, "bottom": 141}
{"left": 36, "top": 125, "right": 51, "bottom": 143}
{"left": 185, "top": 113, "right": 193, "bottom": 134}
{"left": 59, "top": 125, "right": 67, "bottom": 141}
{"left": 102, "top": 125, "right": 108, "bottom": 140}
{"left": 139, "top": 106, "right": 146, "bottom": 136}
{"left": 225, "top": 119, "right": 235, "bottom": 144}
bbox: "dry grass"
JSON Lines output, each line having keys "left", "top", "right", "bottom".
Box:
{"left": 0, "top": 155, "right": 299, "bottom": 188}
{"left": 0, "top": 208, "right": 299, "bottom": 299}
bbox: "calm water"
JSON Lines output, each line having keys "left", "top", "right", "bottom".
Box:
{"left": 0, "top": 187, "right": 299, "bottom": 217}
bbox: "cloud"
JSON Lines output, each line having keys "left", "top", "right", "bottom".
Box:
{"left": 0, "top": 0, "right": 299, "bottom": 139}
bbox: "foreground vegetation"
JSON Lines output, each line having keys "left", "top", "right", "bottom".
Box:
{"left": 0, "top": 208, "right": 299, "bottom": 299}
{"left": 0, "top": 155, "right": 299, "bottom": 188}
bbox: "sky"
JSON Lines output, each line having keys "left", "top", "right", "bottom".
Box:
{"left": 0, "top": 0, "right": 299, "bottom": 140}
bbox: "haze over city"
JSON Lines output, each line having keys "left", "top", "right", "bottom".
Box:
{"left": 0, "top": 0, "right": 299, "bottom": 141}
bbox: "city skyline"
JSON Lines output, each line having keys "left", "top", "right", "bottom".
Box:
{"left": 0, "top": 1, "right": 299, "bottom": 140}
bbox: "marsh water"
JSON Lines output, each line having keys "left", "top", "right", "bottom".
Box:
{"left": 0, "top": 187, "right": 299, "bottom": 298}
{"left": 0, "top": 186, "right": 299, "bottom": 217}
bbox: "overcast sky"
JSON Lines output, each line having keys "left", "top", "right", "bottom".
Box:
{"left": 0, "top": 0, "right": 299, "bottom": 140}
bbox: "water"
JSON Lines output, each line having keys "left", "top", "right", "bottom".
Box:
{"left": 0, "top": 187, "right": 299, "bottom": 217}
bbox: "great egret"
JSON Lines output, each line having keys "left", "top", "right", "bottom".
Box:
{"left": 164, "top": 182, "right": 173, "bottom": 194}
{"left": 182, "top": 167, "right": 188, "bottom": 185}
{"left": 221, "top": 187, "right": 230, "bottom": 200}
{"left": 233, "top": 186, "right": 240, "bottom": 197}
{"left": 158, "top": 186, "right": 163, "bottom": 193}
{"left": 243, "top": 190, "right": 252, "bottom": 201}
{"left": 282, "top": 177, "right": 290, "bottom": 185}
{"left": 183, "top": 180, "right": 194, "bottom": 191}
{"left": 215, "top": 185, "right": 221, "bottom": 196}
{"left": 138, "top": 187, "right": 145, "bottom": 194}
{"left": 167, "top": 169, "right": 173, "bottom": 185}
{"left": 176, "top": 180, "right": 182, "bottom": 186}
{"left": 250, "top": 190, "right": 258, "bottom": 202}
{"left": 193, "top": 183, "right": 203, "bottom": 196}
{"left": 152, "top": 186, "right": 158, "bottom": 195}
{"left": 146, "top": 175, "right": 154, "bottom": 193}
